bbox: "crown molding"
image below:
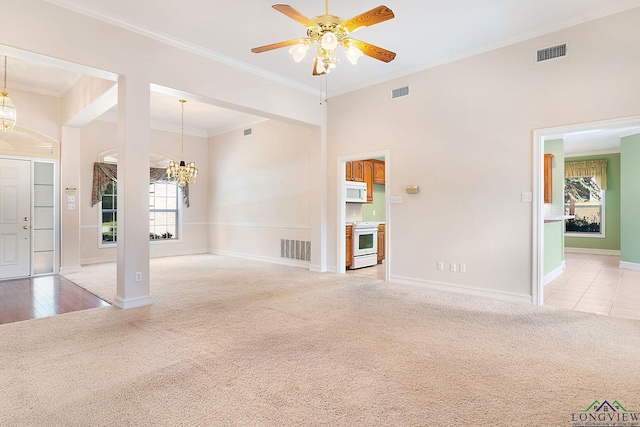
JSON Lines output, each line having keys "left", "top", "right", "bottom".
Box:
{"left": 43, "top": 0, "right": 317, "bottom": 96}
{"left": 328, "top": 3, "right": 640, "bottom": 98}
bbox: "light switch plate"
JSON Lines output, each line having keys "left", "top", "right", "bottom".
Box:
{"left": 521, "top": 192, "right": 533, "bottom": 202}
{"left": 390, "top": 196, "right": 403, "bottom": 204}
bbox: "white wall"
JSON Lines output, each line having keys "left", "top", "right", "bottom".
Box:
{"left": 208, "top": 120, "right": 319, "bottom": 266}
{"left": 327, "top": 8, "right": 640, "bottom": 301}
{"left": 79, "top": 120, "right": 209, "bottom": 264}
{"left": 7, "top": 88, "right": 60, "bottom": 142}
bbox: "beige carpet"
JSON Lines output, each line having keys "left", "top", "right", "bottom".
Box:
{"left": 1, "top": 254, "right": 639, "bottom": 426}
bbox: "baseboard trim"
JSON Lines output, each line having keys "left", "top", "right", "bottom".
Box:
{"left": 81, "top": 257, "right": 116, "bottom": 266}
{"left": 59, "top": 266, "right": 82, "bottom": 275}
{"left": 208, "top": 249, "right": 310, "bottom": 269}
{"left": 310, "top": 264, "right": 330, "bottom": 273}
{"left": 620, "top": 261, "right": 640, "bottom": 271}
{"left": 389, "top": 275, "right": 532, "bottom": 304}
{"left": 565, "top": 247, "right": 621, "bottom": 256}
{"left": 113, "top": 294, "right": 152, "bottom": 309}
{"left": 543, "top": 266, "right": 564, "bottom": 286}
{"left": 81, "top": 250, "right": 209, "bottom": 266}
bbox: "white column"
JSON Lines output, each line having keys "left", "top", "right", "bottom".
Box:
{"left": 59, "top": 126, "right": 82, "bottom": 272}
{"left": 310, "top": 112, "right": 327, "bottom": 272}
{"left": 114, "top": 75, "right": 152, "bottom": 309}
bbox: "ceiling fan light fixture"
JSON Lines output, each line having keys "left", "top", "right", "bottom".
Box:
{"left": 345, "top": 45, "right": 364, "bottom": 65}
{"left": 321, "top": 31, "right": 338, "bottom": 51}
{"left": 251, "top": 4, "right": 396, "bottom": 76}
{"left": 289, "top": 43, "right": 309, "bottom": 62}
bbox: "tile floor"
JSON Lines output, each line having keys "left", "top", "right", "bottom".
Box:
{"left": 346, "top": 260, "right": 386, "bottom": 280}
{"left": 544, "top": 252, "right": 640, "bottom": 320}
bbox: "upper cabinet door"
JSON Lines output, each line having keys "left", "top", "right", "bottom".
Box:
{"left": 544, "top": 154, "right": 553, "bottom": 204}
{"left": 352, "top": 161, "right": 365, "bottom": 182}
{"left": 373, "top": 160, "right": 385, "bottom": 184}
{"left": 346, "top": 161, "right": 353, "bottom": 181}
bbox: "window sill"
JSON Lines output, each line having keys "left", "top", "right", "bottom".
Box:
{"left": 564, "top": 232, "right": 606, "bottom": 239}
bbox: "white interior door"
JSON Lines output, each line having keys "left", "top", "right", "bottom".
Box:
{"left": 0, "top": 159, "right": 31, "bottom": 279}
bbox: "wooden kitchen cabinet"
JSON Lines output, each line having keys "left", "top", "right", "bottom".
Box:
{"left": 373, "top": 160, "right": 385, "bottom": 184}
{"left": 345, "top": 161, "right": 364, "bottom": 182}
{"left": 346, "top": 225, "right": 353, "bottom": 268}
{"left": 364, "top": 160, "right": 374, "bottom": 203}
{"left": 544, "top": 154, "right": 553, "bottom": 204}
{"left": 352, "top": 161, "right": 364, "bottom": 182}
{"left": 377, "top": 223, "right": 385, "bottom": 264}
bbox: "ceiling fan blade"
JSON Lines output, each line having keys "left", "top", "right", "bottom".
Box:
{"left": 347, "top": 39, "right": 396, "bottom": 63}
{"left": 312, "top": 56, "right": 327, "bottom": 76}
{"left": 251, "top": 39, "right": 306, "bottom": 53}
{"left": 340, "top": 6, "right": 395, "bottom": 33}
{"left": 272, "top": 4, "right": 319, "bottom": 28}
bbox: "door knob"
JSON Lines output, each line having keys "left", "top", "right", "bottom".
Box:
{"left": 23, "top": 225, "right": 29, "bottom": 229}
{"left": 24, "top": 217, "right": 29, "bottom": 221}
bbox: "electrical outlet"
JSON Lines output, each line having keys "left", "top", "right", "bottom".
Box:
{"left": 135, "top": 272, "right": 142, "bottom": 282}
{"left": 459, "top": 264, "right": 466, "bottom": 273}
{"left": 450, "top": 262, "right": 457, "bottom": 272}
{"left": 437, "top": 261, "right": 444, "bottom": 271}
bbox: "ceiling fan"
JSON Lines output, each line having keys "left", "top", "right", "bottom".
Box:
{"left": 251, "top": 1, "right": 396, "bottom": 76}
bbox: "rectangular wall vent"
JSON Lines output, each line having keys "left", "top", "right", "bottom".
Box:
{"left": 281, "top": 239, "right": 311, "bottom": 262}
{"left": 391, "top": 85, "right": 410, "bottom": 99}
{"left": 536, "top": 43, "right": 568, "bottom": 63}
{"left": 244, "top": 128, "right": 252, "bottom": 136}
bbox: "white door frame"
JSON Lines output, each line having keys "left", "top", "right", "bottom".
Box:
{"left": 532, "top": 115, "right": 640, "bottom": 305}
{"left": 337, "top": 150, "right": 391, "bottom": 280}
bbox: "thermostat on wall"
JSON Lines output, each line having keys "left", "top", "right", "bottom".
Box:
{"left": 406, "top": 186, "right": 419, "bottom": 194}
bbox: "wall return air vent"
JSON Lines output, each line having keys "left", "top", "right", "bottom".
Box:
{"left": 391, "top": 85, "right": 409, "bottom": 99}
{"left": 243, "top": 128, "right": 252, "bottom": 136}
{"left": 536, "top": 43, "right": 568, "bottom": 63}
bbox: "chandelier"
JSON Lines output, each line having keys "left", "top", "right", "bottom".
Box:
{"left": 1, "top": 56, "right": 16, "bottom": 132}
{"left": 166, "top": 99, "right": 198, "bottom": 187}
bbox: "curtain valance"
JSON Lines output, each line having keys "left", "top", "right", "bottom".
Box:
{"left": 91, "top": 162, "right": 189, "bottom": 207}
{"left": 564, "top": 159, "right": 608, "bottom": 190}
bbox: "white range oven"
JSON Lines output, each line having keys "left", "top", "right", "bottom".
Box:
{"left": 350, "top": 221, "right": 378, "bottom": 269}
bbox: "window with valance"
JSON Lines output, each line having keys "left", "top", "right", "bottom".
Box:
{"left": 564, "top": 159, "right": 607, "bottom": 236}
{"left": 91, "top": 162, "right": 190, "bottom": 207}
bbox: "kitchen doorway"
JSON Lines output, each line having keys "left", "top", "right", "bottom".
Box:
{"left": 532, "top": 116, "right": 640, "bottom": 306}
{"left": 338, "top": 150, "right": 390, "bottom": 281}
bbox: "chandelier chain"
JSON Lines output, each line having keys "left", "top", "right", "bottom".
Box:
{"left": 3, "top": 56, "right": 7, "bottom": 93}
{"left": 181, "top": 99, "right": 185, "bottom": 160}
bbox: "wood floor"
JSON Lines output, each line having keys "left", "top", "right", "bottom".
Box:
{"left": 0, "top": 275, "right": 109, "bottom": 325}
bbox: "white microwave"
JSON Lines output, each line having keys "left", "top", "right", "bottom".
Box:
{"left": 345, "top": 181, "right": 367, "bottom": 203}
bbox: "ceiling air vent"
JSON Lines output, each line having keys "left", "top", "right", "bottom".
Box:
{"left": 391, "top": 85, "right": 409, "bottom": 99}
{"left": 536, "top": 43, "right": 568, "bottom": 63}
{"left": 243, "top": 128, "right": 252, "bottom": 136}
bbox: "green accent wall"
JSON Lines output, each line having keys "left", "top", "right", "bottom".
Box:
{"left": 620, "top": 134, "right": 640, "bottom": 263}
{"left": 544, "top": 222, "right": 564, "bottom": 276}
{"left": 544, "top": 139, "right": 564, "bottom": 276}
{"left": 564, "top": 153, "right": 621, "bottom": 251}
{"left": 362, "top": 184, "right": 386, "bottom": 222}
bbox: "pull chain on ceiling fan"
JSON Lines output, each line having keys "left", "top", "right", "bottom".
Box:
{"left": 251, "top": 1, "right": 396, "bottom": 76}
